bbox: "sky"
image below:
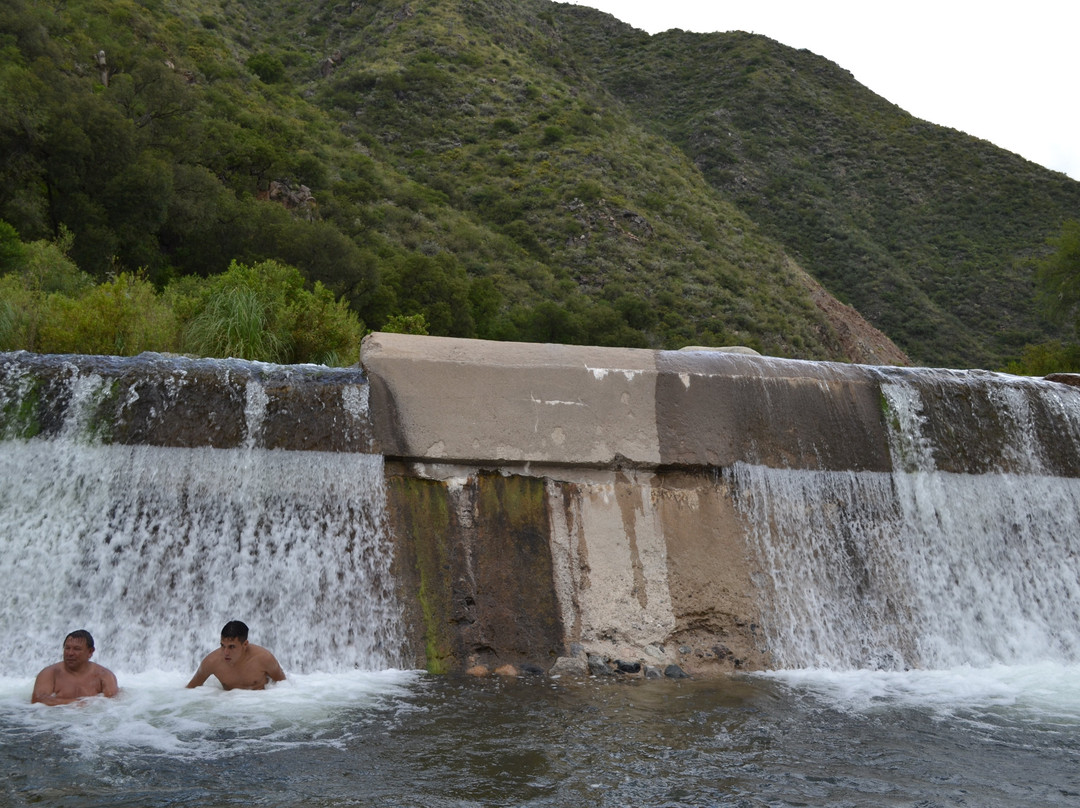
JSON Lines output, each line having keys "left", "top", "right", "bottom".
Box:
{"left": 565, "top": 1, "right": 1079, "bottom": 181}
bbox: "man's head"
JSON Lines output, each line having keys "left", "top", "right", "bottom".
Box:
{"left": 65, "top": 629, "right": 95, "bottom": 650}
{"left": 62, "top": 630, "right": 95, "bottom": 669}
{"left": 220, "top": 621, "right": 249, "bottom": 642}
{"left": 219, "top": 621, "right": 250, "bottom": 665}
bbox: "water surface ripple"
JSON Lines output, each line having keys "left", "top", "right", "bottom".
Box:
{"left": 3, "top": 667, "right": 1078, "bottom": 807}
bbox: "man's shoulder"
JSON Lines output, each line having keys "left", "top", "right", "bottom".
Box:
{"left": 35, "top": 661, "right": 62, "bottom": 678}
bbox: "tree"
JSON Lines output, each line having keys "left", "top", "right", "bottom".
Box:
{"left": 1036, "top": 220, "right": 1080, "bottom": 335}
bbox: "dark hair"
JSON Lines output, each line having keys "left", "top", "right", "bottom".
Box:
{"left": 65, "top": 629, "right": 95, "bottom": 650}
{"left": 221, "top": 620, "right": 249, "bottom": 641}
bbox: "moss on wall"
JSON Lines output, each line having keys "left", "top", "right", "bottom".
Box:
{"left": 386, "top": 475, "right": 456, "bottom": 673}
{"left": 385, "top": 471, "right": 565, "bottom": 673}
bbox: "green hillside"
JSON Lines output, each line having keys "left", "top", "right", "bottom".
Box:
{"left": 2, "top": 0, "right": 1077, "bottom": 368}
{"left": 552, "top": 7, "right": 1080, "bottom": 367}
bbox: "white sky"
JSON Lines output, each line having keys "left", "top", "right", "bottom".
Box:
{"left": 565, "top": 1, "right": 1080, "bottom": 181}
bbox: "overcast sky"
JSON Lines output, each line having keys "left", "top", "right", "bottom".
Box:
{"left": 565, "top": 1, "right": 1079, "bottom": 181}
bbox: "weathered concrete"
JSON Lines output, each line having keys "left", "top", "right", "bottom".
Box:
{"left": 363, "top": 333, "right": 898, "bottom": 676}
{"left": 0, "top": 351, "right": 375, "bottom": 451}
{"left": 361, "top": 333, "right": 660, "bottom": 467}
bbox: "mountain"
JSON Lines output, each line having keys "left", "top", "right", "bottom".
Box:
{"left": 1, "top": 0, "right": 1077, "bottom": 368}
{"left": 552, "top": 7, "right": 1080, "bottom": 367}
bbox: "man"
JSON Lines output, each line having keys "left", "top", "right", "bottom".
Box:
{"left": 186, "top": 620, "right": 286, "bottom": 690}
{"left": 32, "top": 630, "right": 119, "bottom": 705}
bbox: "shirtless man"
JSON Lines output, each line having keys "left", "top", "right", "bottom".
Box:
{"left": 186, "top": 620, "right": 285, "bottom": 691}
{"left": 32, "top": 630, "right": 119, "bottom": 705}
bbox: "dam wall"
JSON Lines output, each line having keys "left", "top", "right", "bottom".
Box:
{"left": 7, "top": 338, "right": 1080, "bottom": 676}
{"left": 361, "top": 333, "right": 894, "bottom": 676}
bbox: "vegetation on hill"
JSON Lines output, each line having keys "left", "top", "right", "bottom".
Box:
{"left": 551, "top": 8, "right": 1080, "bottom": 368}
{"left": 1, "top": 0, "right": 1078, "bottom": 369}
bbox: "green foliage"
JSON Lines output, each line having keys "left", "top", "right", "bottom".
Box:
{"left": 1035, "top": 220, "right": 1080, "bottom": 333}
{"left": 180, "top": 259, "right": 364, "bottom": 364}
{"left": 1004, "top": 340, "right": 1080, "bottom": 376}
{"left": 0, "top": 274, "right": 37, "bottom": 350}
{"left": 246, "top": 52, "right": 285, "bottom": 84}
{"left": 0, "top": 220, "right": 24, "bottom": 272}
{"left": 183, "top": 284, "right": 286, "bottom": 361}
{"left": 0, "top": 0, "right": 1077, "bottom": 369}
{"left": 382, "top": 313, "right": 430, "bottom": 336}
{"left": 37, "top": 272, "right": 179, "bottom": 355}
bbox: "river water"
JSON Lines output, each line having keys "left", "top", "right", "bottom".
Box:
{"left": 2, "top": 664, "right": 1079, "bottom": 807}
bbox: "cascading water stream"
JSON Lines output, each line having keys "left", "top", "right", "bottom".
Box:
{"left": 731, "top": 366, "right": 1080, "bottom": 671}
{"left": 0, "top": 352, "right": 405, "bottom": 677}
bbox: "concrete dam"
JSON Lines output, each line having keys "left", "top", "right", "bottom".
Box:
{"left": 3, "top": 334, "right": 1080, "bottom": 678}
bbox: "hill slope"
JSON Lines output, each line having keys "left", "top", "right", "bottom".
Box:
{"left": 551, "top": 7, "right": 1080, "bottom": 366}
{"left": 2, "top": 0, "right": 1077, "bottom": 368}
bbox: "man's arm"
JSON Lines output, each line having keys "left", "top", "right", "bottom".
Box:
{"left": 31, "top": 666, "right": 77, "bottom": 705}
{"left": 265, "top": 653, "right": 286, "bottom": 684}
{"left": 100, "top": 666, "right": 119, "bottom": 698}
{"left": 185, "top": 659, "right": 211, "bottom": 688}
{"left": 31, "top": 667, "right": 54, "bottom": 704}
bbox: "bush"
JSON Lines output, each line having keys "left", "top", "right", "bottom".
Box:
{"left": 37, "top": 273, "right": 180, "bottom": 356}
{"left": 183, "top": 285, "right": 286, "bottom": 361}
{"left": 178, "top": 259, "right": 365, "bottom": 364}
{"left": 246, "top": 52, "right": 286, "bottom": 84}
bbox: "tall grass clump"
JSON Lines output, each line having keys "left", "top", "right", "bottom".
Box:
{"left": 183, "top": 285, "right": 287, "bottom": 362}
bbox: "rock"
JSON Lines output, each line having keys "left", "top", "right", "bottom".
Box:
{"left": 493, "top": 664, "right": 518, "bottom": 677}
{"left": 520, "top": 663, "right": 545, "bottom": 677}
{"left": 465, "top": 665, "right": 489, "bottom": 677}
{"left": 549, "top": 656, "right": 589, "bottom": 677}
{"left": 1047, "top": 373, "right": 1080, "bottom": 388}
{"left": 644, "top": 665, "right": 664, "bottom": 680}
{"left": 615, "top": 660, "right": 641, "bottom": 674}
{"left": 664, "top": 664, "right": 690, "bottom": 679}
{"left": 587, "top": 654, "right": 615, "bottom": 676}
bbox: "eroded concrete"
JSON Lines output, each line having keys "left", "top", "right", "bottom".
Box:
{"left": 364, "top": 333, "right": 899, "bottom": 675}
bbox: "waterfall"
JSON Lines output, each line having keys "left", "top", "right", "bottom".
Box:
{"left": 0, "top": 352, "right": 405, "bottom": 676}
{"left": 732, "top": 366, "right": 1080, "bottom": 670}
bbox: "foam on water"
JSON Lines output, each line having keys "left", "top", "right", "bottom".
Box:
{"left": 0, "top": 669, "right": 420, "bottom": 761}
{"left": 760, "top": 662, "right": 1080, "bottom": 732}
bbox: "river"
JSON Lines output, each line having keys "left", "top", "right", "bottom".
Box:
{"left": 3, "top": 664, "right": 1078, "bottom": 807}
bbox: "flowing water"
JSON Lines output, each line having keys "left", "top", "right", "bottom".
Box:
{"left": 2, "top": 354, "right": 1080, "bottom": 806}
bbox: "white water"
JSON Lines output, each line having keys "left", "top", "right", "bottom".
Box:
{"left": 732, "top": 368, "right": 1080, "bottom": 675}
{"left": 764, "top": 661, "right": 1080, "bottom": 725}
{"left": 0, "top": 669, "right": 420, "bottom": 761}
{"left": 0, "top": 358, "right": 405, "bottom": 678}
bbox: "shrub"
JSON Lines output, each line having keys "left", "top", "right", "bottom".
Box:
{"left": 246, "top": 52, "right": 286, "bottom": 84}
{"left": 178, "top": 259, "right": 365, "bottom": 364}
{"left": 183, "top": 285, "right": 286, "bottom": 361}
{"left": 37, "top": 273, "right": 180, "bottom": 356}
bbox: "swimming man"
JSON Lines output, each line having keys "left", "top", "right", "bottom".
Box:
{"left": 186, "top": 620, "right": 286, "bottom": 690}
{"left": 32, "top": 630, "right": 119, "bottom": 705}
